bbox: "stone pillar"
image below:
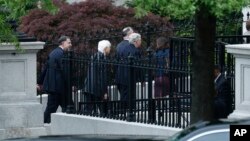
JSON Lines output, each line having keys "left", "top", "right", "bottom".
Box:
{"left": 0, "top": 42, "right": 46, "bottom": 139}
{"left": 226, "top": 44, "right": 250, "bottom": 119}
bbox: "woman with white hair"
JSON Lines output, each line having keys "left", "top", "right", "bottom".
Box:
{"left": 84, "top": 40, "right": 111, "bottom": 115}
{"left": 98, "top": 40, "right": 111, "bottom": 56}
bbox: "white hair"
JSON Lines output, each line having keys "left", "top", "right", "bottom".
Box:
{"left": 128, "top": 33, "right": 141, "bottom": 44}
{"left": 98, "top": 40, "right": 111, "bottom": 53}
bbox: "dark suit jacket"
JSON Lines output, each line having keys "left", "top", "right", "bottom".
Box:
{"left": 214, "top": 74, "right": 233, "bottom": 118}
{"left": 84, "top": 52, "right": 108, "bottom": 98}
{"left": 116, "top": 43, "right": 141, "bottom": 85}
{"left": 38, "top": 47, "right": 66, "bottom": 94}
{"left": 116, "top": 40, "right": 130, "bottom": 58}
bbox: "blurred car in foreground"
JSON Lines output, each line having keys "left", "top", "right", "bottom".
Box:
{"left": 167, "top": 118, "right": 250, "bottom": 141}
{"left": 3, "top": 135, "right": 167, "bottom": 141}
{"left": 3, "top": 119, "right": 250, "bottom": 141}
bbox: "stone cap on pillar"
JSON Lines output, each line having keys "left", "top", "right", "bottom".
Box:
{"left": 226, "top": 44, "right": 250, "bottom": 57}
{"left": 0, "top": 29, "right": 44, "bottom": 53}
{"left": 0, "top": 41, "right": 45, "bottom": 54}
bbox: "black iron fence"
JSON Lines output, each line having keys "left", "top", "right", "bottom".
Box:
{"left": 33, "top": 8, "right": 250, "bottom": 129}
{"left": 37, "top": 10, "right": 250, "bottom": 127}
{"left": 61, "top": 46, "right": 191, "bottom": 128}
{"left": 54, "top": 35, "right": 250, "bottom": 128}
{"left": 38, "top": 33, "right": 250, "bottom": 129}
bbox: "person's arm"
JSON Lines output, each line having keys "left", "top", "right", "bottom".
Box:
{"left": 216, "top": 78, "right": 231, "bottom": 104}
{"left": 37, "top": 58, "right": 49, "bottom": 91}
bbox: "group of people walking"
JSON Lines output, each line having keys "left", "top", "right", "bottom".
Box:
{"left": 82, "top": 27, "right": 171, "bottom": 117}
{"left": 37, "top": 26, "right": 171, "bottom": 123}
{"left": 37, "top": 26, "right": 232, "bottom": 124}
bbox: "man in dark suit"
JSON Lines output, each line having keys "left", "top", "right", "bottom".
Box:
{"left": 84, "top": 40, "right": 111, "bottom": 116}
{"left": 37, "top": 36, "right": 72, "bottom": 123}
{"left": 116, "top": 27, "right": 135, "bottom": 101}
{"left": 214, "top": 65, "right": 233, "bottom": 119}
{"left": 116, "top": 27, "right": 134, "bottom": 57}
{"left": 116, "top": 33, "right": 142, "bottom": 115}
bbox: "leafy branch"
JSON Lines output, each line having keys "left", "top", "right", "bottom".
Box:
{"left": 0, "top": 0, "right": 58, "bottom": 49}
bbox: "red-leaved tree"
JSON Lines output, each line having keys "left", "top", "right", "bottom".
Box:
{"left": 19, "top": 0, "right": 172, "bottom": 48}
{"left": 19, "top": 0, "right": 173, "bottom": 73}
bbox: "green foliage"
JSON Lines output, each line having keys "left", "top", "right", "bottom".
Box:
{"left": 0, "top": 0, "right": 59, "bottom": 49}
{"left": 202, "top": 0, "right": 249, "bottom": 17}
{"left": 0, "top": 0, "right": 58, "bottom": 21}
{"left": 126, "top": 0, "right": 196, "bottom": 19}
{"left": 0, "top": 14, "right": 19, "bottom": 49}
{"left": 128, "top": 0, "right": 247, "bottom": 36}
{"left": 40, "top": 0, "right": 59, "bottom": 15}
{"left": 216, "top": 12, "right": 243, "bottom": 35}
{"left": 127, "top": 0, "right": 250, "bottom": 19}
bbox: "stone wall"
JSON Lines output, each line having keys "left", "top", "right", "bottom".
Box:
{"left": 0, "top": 42, "right": 46, "bottom": 140}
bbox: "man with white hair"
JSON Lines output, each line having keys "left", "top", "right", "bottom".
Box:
{"left": 84, "top": 40, "right": 111, "bottom": 115}
{"left": 128, "top": 33, "right": 142, "bottom": 49}
{"left": 116, "top": 33, "right": 142, "bottom": 116}
{"left": 116, "top": 32, "right": 142, "bottom": 59}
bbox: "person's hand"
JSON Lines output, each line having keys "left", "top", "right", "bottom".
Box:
{"left": 103, "top": 93, "right": 108, "bottom": 100}
{"left": 37, "top": 84, "right": 43, "bottom": 92}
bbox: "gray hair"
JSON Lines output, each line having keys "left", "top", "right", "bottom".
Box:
{"left": 122, "top": 27, "right": 134, "bottom": 37}
{"left": 58, "top": 35, "right": 70, "bottom": 45}
{"left": 128, "top": 33, "right": 141, "bottom": 44}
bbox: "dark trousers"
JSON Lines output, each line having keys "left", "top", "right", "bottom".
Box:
{"left": 117, "top": 84, "right": 128, "bottom": 102}
{"left": 44, "top": 93, "right": 66, "bottom": 123}
{"left": 117, "top": 84, "right": 136, "bottom": 114}
{"left": 117, "top": 84, "right": 128, "bottom": 111}
{"left": 83, "top": 93, "right": 108, "bottom": 116}
{"left": 214, "top": 99, "right": 227, "bottom": 119}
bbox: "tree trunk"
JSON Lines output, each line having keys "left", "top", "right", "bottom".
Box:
{"left": 191, "top": 3, "right": 216, "bottom": 124}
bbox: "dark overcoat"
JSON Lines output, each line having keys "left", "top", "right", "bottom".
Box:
{"left": 115, "top": 43, "right": 141, "bottom": 85}
{"left": 38, "top": 47, "right": 66, "bottom": 94}
{"left": 214, "top": 74, "right": 233, "bottom": 118}
{"left": 84, "top": 52, "right": 108, "bottom": 98}
{"left": 116, "top": 40, "right": 129, "bottom": 57}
